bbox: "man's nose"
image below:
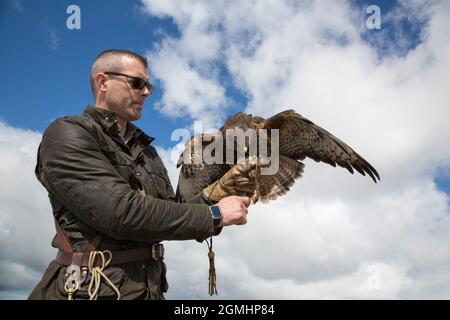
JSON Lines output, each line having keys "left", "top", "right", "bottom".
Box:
{"left": 141, "top": 86, "right": 151, "bottom": 97}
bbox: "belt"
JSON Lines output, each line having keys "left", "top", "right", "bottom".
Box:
{"left": 54, "top": 243, "right": 165, "bottom": 267}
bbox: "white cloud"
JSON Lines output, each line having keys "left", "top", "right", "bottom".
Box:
{"left": 143, "top": 0, "right": 227, "bottom": 125}
{"left": 0, "top": 122, "right": 55, "bottom": 299}
{"left": 141, "top": 0, "right": 450, "bottom": 299}
{"left": 148, "top": 41, "right": 226, "bottom": 125}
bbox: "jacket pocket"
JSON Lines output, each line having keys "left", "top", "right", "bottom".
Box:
{"left": 142, "top": 164, "right": 175, "bottom": 199}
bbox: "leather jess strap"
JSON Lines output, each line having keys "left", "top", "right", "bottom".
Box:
{"left": 55, "top": 244, "right": 165, "bottom": 267}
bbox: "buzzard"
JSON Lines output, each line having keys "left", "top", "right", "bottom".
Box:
{"left": 176, "top": 109, "right": 380, "bottom": 203}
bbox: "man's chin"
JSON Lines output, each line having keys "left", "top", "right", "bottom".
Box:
{"left": 129, "top": 106, "right": 143, "bottom": 121}
{"left": 130, "top": 114, "right": 141, "bottom": 121}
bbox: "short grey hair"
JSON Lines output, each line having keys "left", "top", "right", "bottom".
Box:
{"left": 90, "top": 49, "right": 148, "bottom": 94}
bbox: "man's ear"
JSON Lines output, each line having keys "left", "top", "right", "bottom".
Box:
{"left": 95, "top": 73, "right": 108, "bottom": 92}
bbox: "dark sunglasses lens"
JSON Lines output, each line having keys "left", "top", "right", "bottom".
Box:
{"left": 132, "top": 78, "right": 146, "bottom": 90}
{"left": 131, "top": 77, "right": 154, "bottom": 94}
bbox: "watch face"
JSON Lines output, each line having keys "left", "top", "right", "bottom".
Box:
{"left": 210, "top": 206, "right": 222, "bottom": 220}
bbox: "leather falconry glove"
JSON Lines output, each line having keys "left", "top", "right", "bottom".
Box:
{"left": 202, "top": 163, "right": 258, "bottom": 203}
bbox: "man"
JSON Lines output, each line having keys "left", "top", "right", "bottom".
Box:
{"left": 28, "top": 49, "right": 253, "bottom": 300}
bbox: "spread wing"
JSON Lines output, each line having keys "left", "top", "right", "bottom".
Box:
{"left": 176, "top": 109, "right": 380, "bottom": 203}
{"left": 267, "top": 110, "right": 380, "bottom": 182}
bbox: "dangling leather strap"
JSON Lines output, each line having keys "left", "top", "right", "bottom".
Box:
{"left": 206, "top": 237, "right": 218, "bottom": 296}
{"left": 86, "top": 234, "right": 103, "bottom": 253}
{"left": 54, "top": 217, "right": 103, "bottom": 253}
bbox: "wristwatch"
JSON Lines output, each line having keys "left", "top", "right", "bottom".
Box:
{"left": 209, "top": 205, "right": 223, "bottom": 227}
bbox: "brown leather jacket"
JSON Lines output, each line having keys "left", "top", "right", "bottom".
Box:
{"left": 28, "top": 105, "right": 215, "bottom": 300}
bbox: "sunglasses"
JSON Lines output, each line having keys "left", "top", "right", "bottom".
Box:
{"left": 104, "top": 71, "right": 154, "bottom": 95}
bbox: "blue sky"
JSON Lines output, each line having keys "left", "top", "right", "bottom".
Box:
{"left": 0, "top": 0, "right": 183, "bottom": 145}
{"left": 1, "top": 0, "right": 450, "bottom": 300}
{"left": 1, "top": 0, "right": 448, "bottom": 193}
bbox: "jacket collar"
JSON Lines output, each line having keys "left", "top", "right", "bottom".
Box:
{"left": 126, "top": 122, "right": 155, "bottom": 146}
{"left": 83, "top": 105, "right": 155, "bottom": 145}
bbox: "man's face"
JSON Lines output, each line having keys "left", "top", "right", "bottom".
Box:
{"left": 104, "top": 57, "right": 151, "bottom": 122}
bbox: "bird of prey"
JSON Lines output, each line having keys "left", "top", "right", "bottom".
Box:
{"left": 176, "top": 109, "right": 380, "bottom": 203}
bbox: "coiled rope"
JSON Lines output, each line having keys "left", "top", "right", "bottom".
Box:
{"left": 87, "top": 250, "right": 121, "bottom": 300}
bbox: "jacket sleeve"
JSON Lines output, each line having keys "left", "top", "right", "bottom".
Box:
{"left": 184, "top": 193, "right": 213, "bottom": 205}
{"left": 181, "top": 189, "right": 223, "bottom": 237}
{"left": 38, "top": 118, "right": 215, "bottom": 242}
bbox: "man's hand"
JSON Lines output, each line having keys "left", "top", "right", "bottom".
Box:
{"left": 216, "top": 196, "right": 251, "bottom": 227}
